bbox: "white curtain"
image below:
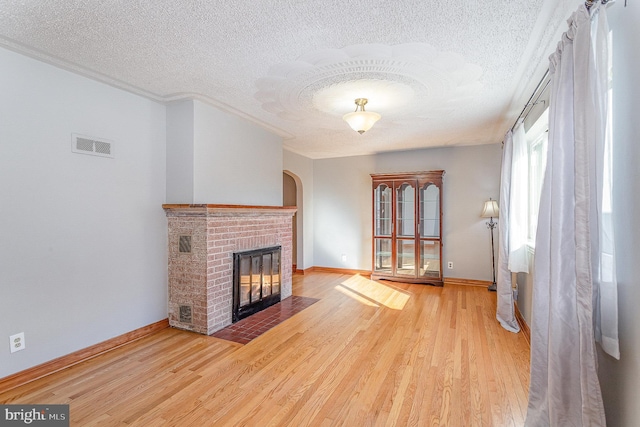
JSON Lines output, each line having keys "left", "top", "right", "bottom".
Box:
{"left": 526, "top": 2, "right": 618, "bottom": 426}
{"left": 588, "top": 0, "right": 619, "bottom": 363}
{"left": 508, "top": 123, "right": 530, "bottom": 274}
{"left": 496, "top": 123, "right": 528, "bottom": 333}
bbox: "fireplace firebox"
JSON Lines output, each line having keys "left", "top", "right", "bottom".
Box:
{"left": 233, "top": 246, "right": 282, "bottom": 322}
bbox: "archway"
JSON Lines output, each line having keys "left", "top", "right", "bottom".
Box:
{"left": 283, "top": 170, "right": 303, "bottom": 271}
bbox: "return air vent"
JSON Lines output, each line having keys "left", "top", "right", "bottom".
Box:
{"left": 179, "top": 305, "right": 192, "bottom": 323}
{"left": 71, "top": 133, "right": 114, "bottom": 158}
{"left": 179, "top": 236, "right": 192, "bottom": 253}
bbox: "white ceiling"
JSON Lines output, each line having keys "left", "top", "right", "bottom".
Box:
{"left": 0, "top": 0, "right": 580, "bottom": 159}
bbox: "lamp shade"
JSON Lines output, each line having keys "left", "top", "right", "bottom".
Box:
{"left": 481, "top": 199, "right": 499, "bottom": 218}
{"left": 343, "top": 111, "right": 381, "bottom": 134}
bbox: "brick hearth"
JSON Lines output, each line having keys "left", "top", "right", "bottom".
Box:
{"left": 162, "top": 204, "right": 296, "bottom": 335}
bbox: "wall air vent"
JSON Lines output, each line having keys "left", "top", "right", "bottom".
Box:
{"left": 179, "top": 235, "right": 192, "bottom": 253}
{"left": 71, "top": 133, "right": 114, "bottom": 158}
{"left": 179, "top": 305, "right": 193, "bottom": 323}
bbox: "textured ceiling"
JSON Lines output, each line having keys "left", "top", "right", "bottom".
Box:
{"left": 0, "top": 0, "right": 581, "bottom": 159}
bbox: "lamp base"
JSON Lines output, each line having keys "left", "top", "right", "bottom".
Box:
{"left": 488, "top": 282, "right": 497, "bottom": 292}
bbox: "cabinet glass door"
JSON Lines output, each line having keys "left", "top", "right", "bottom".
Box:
{"left": 420, "top": 240, "right": 440, "bottom": 277}
{"left": 396, "top": 182, "right": 416, "bottom": 276}
{"left": 419, "top": 183, "right": 441, "bottom": 278}
{"left": 373, "top": 183, "right": 393, "bottom": 273}
{"left": 396, "top": 183, "right": 415, "bottom": 237}
{"left": 374, "top": 184, "right": 392, "bottom": 236}
{"left": 396, "top": 239, "right": 416, "bottom": 276}
{"left": 420, "top": 183, "right": 440, "bottom": 238}
{"left": 374, "top": 238, "right": 392, "bottom": 273}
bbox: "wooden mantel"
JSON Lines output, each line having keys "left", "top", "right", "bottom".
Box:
{"left": 162, "top": 204, "right": 297, "bottom": 217}
{"left": 162, "top": 204, "right": 297, "bottom": 210}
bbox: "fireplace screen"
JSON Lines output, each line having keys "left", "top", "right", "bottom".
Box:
{"left": 233, "top": 246, "right": 281, "bottom": 322}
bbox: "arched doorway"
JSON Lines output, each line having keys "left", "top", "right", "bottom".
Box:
{"left": 283, "top": 170, "right": 303, "bottom": 272}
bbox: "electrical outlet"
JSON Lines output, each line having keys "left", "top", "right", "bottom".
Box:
{"left": 10, "top": 332, "right": 25, "bottom": 353}
{"left": 341, "top": 254, "right": 347, "bottom": 263}
{"left": 447, "top": 261, "right": 454, "bottom": 269}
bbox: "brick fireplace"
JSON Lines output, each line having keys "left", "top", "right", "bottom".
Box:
{"left": 162, "top": 204, "right": 296, "bottom": 335}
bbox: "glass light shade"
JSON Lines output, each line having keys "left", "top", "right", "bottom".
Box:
{"left": 343, "top": 111, "right": 381, "bottom": 134}
{"left": 480, "top": 199, "right": 499, "bottom": 218}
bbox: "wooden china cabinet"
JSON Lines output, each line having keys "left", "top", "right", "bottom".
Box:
{"left": 370, "top": 171, "right": 444, "bottom": 286}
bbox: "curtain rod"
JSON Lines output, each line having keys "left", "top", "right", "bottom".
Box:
{"left": 509, "top": 0, "right": 619, "bottom": 136}
{"left": 509, "top": 69, "right": 550, "bottom": 133}
{"left": 585, "top": 0, "right": 614, "bottom": 10}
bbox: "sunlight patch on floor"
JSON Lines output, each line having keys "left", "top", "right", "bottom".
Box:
{"left": 336, "top": 275, "right": 410, "bottom": 310}
{"left": 335, "top": 285, "right": 380, "bottom": 307}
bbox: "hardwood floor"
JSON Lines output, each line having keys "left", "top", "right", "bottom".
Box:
{"left": 0, "top": 272, "right": 530, "bottom": 426}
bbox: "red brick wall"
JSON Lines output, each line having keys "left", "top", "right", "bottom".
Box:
{"left": 165, "top": 206, "right": 294, "bottom": 334}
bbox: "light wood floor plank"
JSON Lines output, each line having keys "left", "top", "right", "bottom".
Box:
{"left": 0, "top": 272, "right": 530, "bottom": 426}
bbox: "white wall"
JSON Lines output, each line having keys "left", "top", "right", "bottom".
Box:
{"left": 0, "top": 47, "right": 167, "bottom": 377}
{"left": 193, "top": 100, "right": 283, "bottom": 205}
{"left": 311, "top": 144, "right": 502, "bottom": 280}
{"left": 312, "top": 155, "right": 375, "bottom": 271}
{"left": 166, "top": 99, "right": 283, "bottom": 206}
{"left": 597, "top": 3, "right": 640, "bottom": 426}
{"left": 166, "top": 100, "right": 194, "bottom": 203}
{"left": 283, "top": 150, "right": 314, "bottom": 270}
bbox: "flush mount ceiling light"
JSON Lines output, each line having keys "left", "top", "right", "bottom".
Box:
{"left": 343, "top": 98, "right": 381, "bottom": 134}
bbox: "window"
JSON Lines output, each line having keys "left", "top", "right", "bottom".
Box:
{"left": 601, "top": 29, "right": 614, "bottom": 282}
{"left": 525, "top": 109, "right": 549, "bottom": 246}
{"left": 603, "top": 29, "right": 613, "bottom": 218}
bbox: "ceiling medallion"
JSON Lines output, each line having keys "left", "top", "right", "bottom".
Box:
{"left": 255, "top": 43, "right": 483, "bottom": 129}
